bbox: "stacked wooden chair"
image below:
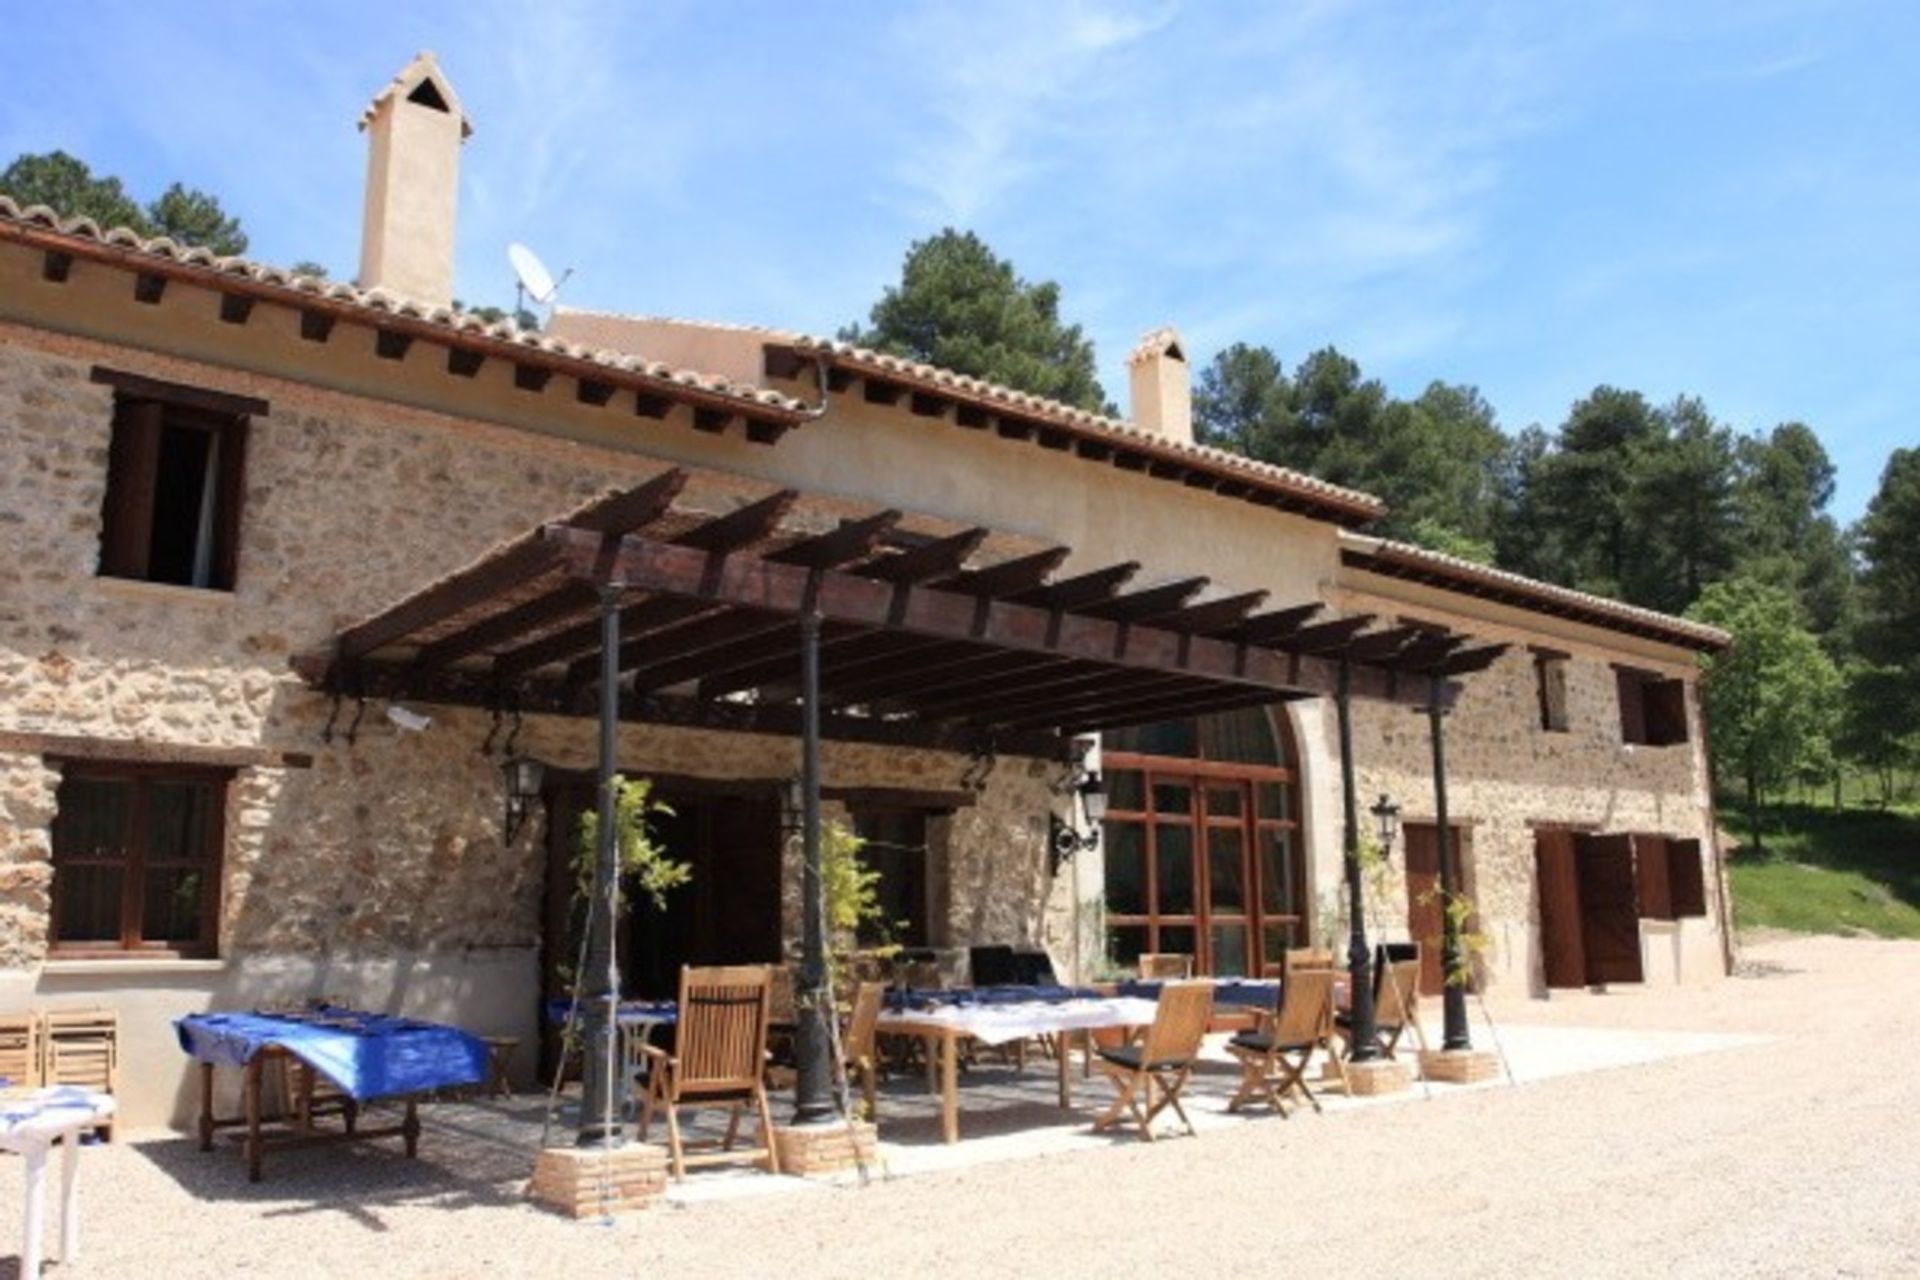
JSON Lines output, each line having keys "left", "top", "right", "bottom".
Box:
{"left": 1092, "top": 981, "right": 1215, "bottom": 1142}
{"left": 41, "top": 1008, "right": 120, "bottom": 1140}
{"left": 0, "top": 1012, "right": 42, "bottom": 1088}
{"left": 1226, "top": 966, "right": 1336, "bottom": 1116}
{"left": 639, "top": 965, "right": 780, "bottom": 1180}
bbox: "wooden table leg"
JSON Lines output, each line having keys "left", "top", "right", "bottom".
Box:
{"left": 20, "top": 1142, "right": 47, "bottom": 1280}
{"left": 197, "top": 1062, "right": 215, "bottom": 1153}
{"left": 940, "top": 1032, "right": 960, "bottom": 1145}
{"left": 244, "top": 1056, "right": 264, "bottom": 1183}
{"left": 1057, "top": 1031, "right": 1072, "bottom": 1108}
{"left": 402, "top": 1097, "right": 420, "bottom": 1159}
{"left": 59, "top": 1130, "right": 81, "bottom": 1263}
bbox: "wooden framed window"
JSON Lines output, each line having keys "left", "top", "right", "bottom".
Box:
{"left": 1615, "top": 666, "right": 1690, "bottom": 747}
{"left": 50, "top": 762, "right": 229, "bottom": 958}
{"left": 92, "top": 367, "right": 263, "bottom": 591}
{"left": 1101, "top": 706, "right": 1302, "bottom": 977}
{"left": 850, "top": 808, "right": 930, "bottom": 948}
{"left": 1636, "top": 833, "right": 1708, "bottom": 920}
{"left": 1532, "top": 649, "right": 1571, "bottom": 733}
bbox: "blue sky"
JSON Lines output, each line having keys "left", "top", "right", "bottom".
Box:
{"left": 3, "top": 1, "right": 1914, "bottom": 521}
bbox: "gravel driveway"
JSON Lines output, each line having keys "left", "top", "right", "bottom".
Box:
{"left": 7, "top": 935, "right": 1917, "bottom": 1279}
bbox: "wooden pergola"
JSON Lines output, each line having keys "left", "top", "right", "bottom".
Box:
{"left": 294, "top": 467, "right": 1508, "bottom": 1145}
{"left": 294, "top": 468, "right": 1503, "bottom": 756}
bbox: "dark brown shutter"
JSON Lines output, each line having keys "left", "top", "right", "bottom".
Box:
{"left": 212, "top": 418, "right": 250, "bottom": 590}
{"left": 1534, "top": 828, "right": 1586, "bottom": 989}
{"left": 99, "top": 398, "right": 163, "bottom": 579}
{"left": 1403, "top": 824, "right": 1445, "bottom": 996}
{"left": 1635, "top": 834, "right": 1673, "bottom": 920}
{"left": 1575, "top": 832, "right": 1644, "bottom": 984}
{"left": 1616, "top": 670, "right": 1648, "bottom": 745}
{"left": 1645, "top": 679, "right": 1690, "bottom": 746}
{"left": 1669, "top": 838, "right": 1707, "bottom": 917}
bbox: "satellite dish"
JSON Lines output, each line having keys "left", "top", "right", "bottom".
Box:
{"left": 508, "top": 242, "right": 558, "bottom": 302}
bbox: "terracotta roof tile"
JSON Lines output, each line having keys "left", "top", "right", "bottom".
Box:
{"left": 0, "top": 196, "right": 809, "bottom": 417}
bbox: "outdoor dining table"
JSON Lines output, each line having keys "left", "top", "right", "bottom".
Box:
{"left": 0, "top": 1085, "right": 115, "bottom": 1277}
{"left": 874, "top": 989, "right": 1162, "bottom": 1143}
{"left": 176, "top": 1005, "right": 489, "bottom": 1181}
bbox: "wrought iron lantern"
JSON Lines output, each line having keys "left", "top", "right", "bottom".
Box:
{"left": 1049, "top": 766, "right": 1107, "bottom": 871}
{"left": 1370, "top": 792, "right": 1401, "bottom": 858}
{"left": 502, "top": 756, "right": 547, "bottom": 843}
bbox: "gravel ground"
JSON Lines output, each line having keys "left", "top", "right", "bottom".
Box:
{"left": 7, "top": 935, "right": 1918, "bottom": 1280}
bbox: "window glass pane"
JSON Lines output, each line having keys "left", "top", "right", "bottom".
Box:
{"left": 148, "top": 781, "right": 214, "bottom": 863}
{"left": 1209, "top": 924, "right": 1249, "bottom": 977}
{"left": 1258, "top": 829, "right": 1297, "bottom": 916}
{"left": 52, "top": 778, "right": 131, "bottom": 859}
{"left": 55, "top": 866, "right": 123, "bottom": 943}
{"left": 1156, "top": 824, "right": 1194, "bottom": 914}
{"left": 1103, "top": 822, "right": 1147, "bottom": 916}
{"left": 1261, "top": 921, "right": 1301, "bottom": 965}
{"left": 1158, "top": 924, "right": 1196, "bottom": 959}
{"left": 1208, "top": 827, "right": 1245, "bottom": 911}
{"left": 1199, "top": 706, "right": 1281, "bottom": 765}
{"left": 1106, "top": 719, "right": 1197, "bottom": 758}
{"left": 851, "top": 811, "right": 927, "bottom": 947}
{"left": 1152, "top": 781, "right": 1193, "bottom": 816}
{"left": 1255, "top": 783, "right": 1291, "bottom": 820}
{"left": 142, "top": 868, "right": 205, "bottom": 945}
{"left": 1204, "top": 786, "right": 1242, "bottom": 818}
{"left": 1105, "top": 924, "right": 1148, "bottom": 973}
{"left": 148, "top": 423, "right": 218, "bottom": 588}
{"left": 1105, "top": 769, "right": 1145, "bottom": 813}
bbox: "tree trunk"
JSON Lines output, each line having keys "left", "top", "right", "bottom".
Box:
{"left": 1747, "top": 759, "right": 1763, "bottom": 857}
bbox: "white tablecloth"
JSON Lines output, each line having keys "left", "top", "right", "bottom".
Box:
{"left": 878, "top": 996, "right": 1161, "bottom": 1046}
{"left": 0, "top": 1086, "right": 115, "bottom": 1277}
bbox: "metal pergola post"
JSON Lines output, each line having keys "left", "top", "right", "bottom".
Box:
{"left": 1428, "top": 700, "right": 1472, "bottom": 1051}
{"left": 791, "top": 609, "right": 835, "bottom": 1125}
{"left": 1336, "top": 660, "right": 1381, "bottom": 1063}
{"left": 577, "top": 583, "right": 625, "bottom": 1147}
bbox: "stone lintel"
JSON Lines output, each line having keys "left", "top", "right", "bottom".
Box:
{"left": 528, "top": 1143, "right": 668, "bottom": 1218}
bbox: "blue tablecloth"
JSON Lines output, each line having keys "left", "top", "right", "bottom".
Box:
{"left": 1118, "top": 978, "right": 1281, "bottom": 1011}
{"left": 883, "top": 984, "right": 1104, "bottom": 1013}
{"left": 542, "top": 998, "right": 679, "bottom": 1028}
{"left": 175, "top": 1006, "right": 489, "bottom": 1102}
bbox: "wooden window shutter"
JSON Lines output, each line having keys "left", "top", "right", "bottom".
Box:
{"left": 1668, "top": 838, "right": 1707, "bottom": 917}
{"left": 1574, "top": 832, "right": 1644, "bottom": 985}
{"left": 99, "top": 397, "right": 164, "bottom": 578}
{"left": 1534, "top": 828, "right": 1586, "bottom": 989}
{"left": 1645, "top": 679, "right": 1690, "bottom": 746}
{"left": 1635, "top": 834, "right": 1673, "bottom": 920}
{"left": 1615, "top": 669, "right": 1648, "bottom": 745}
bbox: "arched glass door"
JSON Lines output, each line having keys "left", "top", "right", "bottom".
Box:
{"left": 1100, "top": 706, "right": 1303, "bottom": 977}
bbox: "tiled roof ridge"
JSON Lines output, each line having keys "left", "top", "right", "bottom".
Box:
{"left": 0, "top": 196, "right": 808, "bottom": 415}
{"left": 549, "top": 307, "right": 1380, "bottom": 517}
{"left": 1342, "top": 531, "right": 1733, "bottom": 649}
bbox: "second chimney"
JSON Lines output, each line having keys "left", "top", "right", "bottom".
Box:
{"left": 1127, "top": 327, "right": 1193, "bottom": 444}
{"left": 357, "top": 52, "right": 470, "bottom": 308}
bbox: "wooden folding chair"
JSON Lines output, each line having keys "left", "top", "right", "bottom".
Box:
{"left": 1226, "top": 967, "right": 1334, "bottom": 1116}
{"left": 0, "top": 1012, "right": 41, "bottom": 1088}
{"left": 1092, "top": 982, "right": 1214, "bottom": 1142}
{"left": 841, "top": 980, "right": 885, "bottom": 1121}
{"left": 41, "top": 1008, "right": 119, "bottom": 1140}
{"left": 639, "top": 965, "right": 780, "bottom": 1180}
{"left": 1136, "top": 953, "right": 1194, "bottom": 980}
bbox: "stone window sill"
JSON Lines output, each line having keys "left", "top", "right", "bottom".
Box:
{"left": 42, "top": 957, "right": 230, "bottom": 977}
{"left": 93, "top": 576, "right": 237, "bottom": 606}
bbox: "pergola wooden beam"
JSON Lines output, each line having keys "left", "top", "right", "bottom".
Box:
{"left": 1078, "top": 576, "right": 1209, "bottom": 622}
{"left": 856, "top": 527, "right": 988, "bottom": 585}
{"left": 335, "top": 535, "right": 563, "bottom": 662}
{"left": 412, "top": 580, "right": 598, "bottom": 670}
{"left": 1281, "top": 614, "right": 1377, "bottom": 656}
{"left": 1146, "top": 589, "right": 1270, "bottom": 634}
{"left": 676, "top": 490, "right": 800, "bottom": 553}
{"left": 934, "top": 547, "right": 1071, "bottom": 598}
{"left": 500, "top": 596, "right": 713, "bottom": 681}
{"left": 1231, "top": 603, "right": 1324, "bottom": 645}
{"left": 766, "top": 511, "right": 902, "bottom": 569}
{"left": 1008, "top": 561, "right": 1141, "bottom": 610}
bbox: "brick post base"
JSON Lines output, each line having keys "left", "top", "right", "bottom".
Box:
{"left": 1418, "top": 1048, "right": 1501, "bottom": 1084}
{"left": 1342, "top": 1058, "right": 1413, "bottom": 1096}
{"left": 771, "top": 1120, "right": 878, "bottom": 1175}
{"left": 529, "top": 1144, "right": 668, "bottom": 1218}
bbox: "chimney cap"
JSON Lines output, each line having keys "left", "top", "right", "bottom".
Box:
{"left": 1127, "top": 326, "right": 1186, "bottom": 365}
{"left": 359, "top": 50, "right": 472, "bottom": 138}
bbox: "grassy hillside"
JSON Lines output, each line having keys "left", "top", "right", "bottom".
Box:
{"left": 1724, "top": 803, "right": 1920, "bottom": 940}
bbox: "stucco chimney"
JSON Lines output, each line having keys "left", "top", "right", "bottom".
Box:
{"left": 356, "top": 52, "right": 471, "bottom": 308}
{"left": 1127, "top": 327, "right": 1193, "bottom": 444}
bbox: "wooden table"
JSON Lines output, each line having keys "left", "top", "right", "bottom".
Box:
{"left": 0, "top": 1087, "right": 116, "bottom": 1277}
{"left": 876, "top": 996, "right": 1160, "bottom": 1143}
{"left": 194, "top": 1051, "right": 421, "bottom": 1182}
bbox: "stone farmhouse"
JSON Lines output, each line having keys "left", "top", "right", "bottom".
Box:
{"left": 0, "top": 56, "right": 1732, "bottom": 1127}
